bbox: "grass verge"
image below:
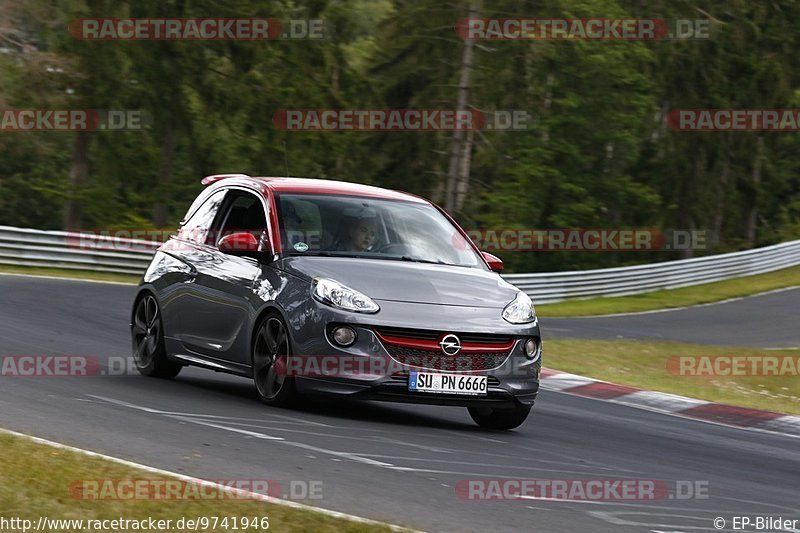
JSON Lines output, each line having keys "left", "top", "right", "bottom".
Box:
{"left": 537, "top": 265, "right": 800, "bottom": 317}
{"left": 0, "top": 432, "right": 394, "bottom": 532}
{"left": 0, "top": 265, "right": 139, "bottom": 284}
{"left": 545, "top": 339, "right": 800, "bottom": 415}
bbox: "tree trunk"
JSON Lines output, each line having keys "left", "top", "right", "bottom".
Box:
{"left": 153, "top": 124, "right": 176, "bottom": 228}
{"left": 454, "top": 128, "right": 474, "bottom": 211}
{"left": 710, "top": 146, "right": 730, "bottom": 247}
{"left": 678, "top": 146, "right": 703, "bottom": 259}
{"left": 745, "top": 136, "right": 763, "bottom": 248}
{"left": 541, "top": 73, "right": 554, "bottom": 145}
{"left": 445, "top": 1, "right": 478, "bottom": 213}
{"left": 63, "top": 131, "right": 89, "bottom": 230}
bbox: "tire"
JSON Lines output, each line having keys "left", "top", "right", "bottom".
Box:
{"left": 252, "top": 312, "right": 298, "bottom": 407}
{"left": 468, "top": 405, "right": 531, "bottom": 430}
{"left": 131, "top": 294, "right": 182, "bottom": 379}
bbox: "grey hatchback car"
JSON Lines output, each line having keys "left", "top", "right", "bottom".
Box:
{"left": 131, "top": 174, "right": 542, "bottom": 429}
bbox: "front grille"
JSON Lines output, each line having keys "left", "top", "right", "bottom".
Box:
{"left": 374, "top": 326, "right": 515, "bottom": 372}
{"left": 375, "top": 326, "right": 513, "bottom": 345}
{"left": 384, "top": 345, "right": 508, "bottom": 371}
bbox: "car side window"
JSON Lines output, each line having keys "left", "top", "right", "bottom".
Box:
{"left": 179, "top": 190, "right": 227, "bottom": 245}
{"left": 214, "top": 191, "right": 268, "bottom": 243}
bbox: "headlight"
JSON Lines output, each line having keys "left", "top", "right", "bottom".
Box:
{"left": 502, "top": 291, "right": 536, "bottom": 324}
{"left": 312, "top": 278, "right": 380, "bottom": 314}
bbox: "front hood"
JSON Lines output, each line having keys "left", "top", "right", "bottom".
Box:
{"left": 277, "top": 256, "right": 519, "bottom": 308}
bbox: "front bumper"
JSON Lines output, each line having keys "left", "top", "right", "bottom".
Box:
{"left": 283, "top": 298, "right": 541, "bottom": 409}
{"left": 298, "top": 375, "right": 539, "bottom": 409}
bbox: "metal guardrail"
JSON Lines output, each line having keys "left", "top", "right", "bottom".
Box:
{"left": 0, "top": 226, "right": 158, "bottom": 276}
{"left": 504, "top": 238, "right": 800, "bottom": 303}
{"left": 2, "top": 225, "right": 799, "bottom": 303}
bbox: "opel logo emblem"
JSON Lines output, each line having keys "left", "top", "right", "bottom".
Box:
{"left": 439, "top": 334, "right": 461, "bottom": 356}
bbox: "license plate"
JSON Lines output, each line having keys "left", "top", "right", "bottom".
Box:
{"left": 408, "top": 371, "right": 488, "bottom": 396}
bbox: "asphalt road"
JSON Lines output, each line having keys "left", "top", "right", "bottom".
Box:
{"left": 0, "top": 275, "right": 798, "bottom": 532}
{"left": 545, "top": 287, "right": 800, "bottom": 348}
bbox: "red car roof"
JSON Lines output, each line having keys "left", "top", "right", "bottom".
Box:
{"left": 201, "top": 174, "right": 427, "bottom": 203}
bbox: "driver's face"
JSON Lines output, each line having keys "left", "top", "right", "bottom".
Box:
{"left": 350, "top": 220, "right": 377, "bottom": 251}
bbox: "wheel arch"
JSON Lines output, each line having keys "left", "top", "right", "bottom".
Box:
{"left": 130, "top": 285, "right": 160, "bottom": 326}
{"left": 249, "top": 303, "right": 293, "bottom": 365}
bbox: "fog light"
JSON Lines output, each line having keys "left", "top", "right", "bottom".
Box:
{"left": 524, "top": 338, "right": 538, "bottom": 358}
{"left": 332, "top": 326, "right": 357, "bottom": 347}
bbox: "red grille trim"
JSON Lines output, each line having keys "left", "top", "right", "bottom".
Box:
{"left": 374, "top": 331, "right": 515, "bottom": 354}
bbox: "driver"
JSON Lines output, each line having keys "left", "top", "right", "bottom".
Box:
{"left": 334, "top": 209, "right": 379, "bottom": 252}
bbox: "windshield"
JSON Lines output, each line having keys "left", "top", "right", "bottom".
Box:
{"left": 276, "top": 193, "right": 483, "bottom": 268}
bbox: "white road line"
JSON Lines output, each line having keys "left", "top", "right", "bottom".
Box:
{"left": 276, "top": 439, "right": 397, "bottom": 468}
{"left": 588, "top": 510, "right": 728, "bottom": 531}
{"left": 385, "top": 465, "right": 634, "bottom": 477}
{"left": 361, "top": 448, "right": 640, "bottom": 474}
{"left": 357, "top": 454, "right": 644, "bottom": 474}
{"left": 79, "top": 397, "right": 410, "bottom": 434}
{"left": 85, "top": 395, "right": 331, "bottom": 431}
{"left": 402, "top": 435, "right": 642, "bottom": 473}
{"left": 170, "top": 416, "right": 284, "bottom": 440}
{"left": 132, "top": 410, "right": 333, "bottom": 428}
{"left": 0, "top": 426, "right": 415, "bottom": 531}
{"left": 185, "top": 417, "right": 332, "bottom": 429}
{"left": 178, "top": 418, "right": 392, "bottom": 443}
{"left": 370, "top": 435, "right": 455, "bottom": 454}
{"left": 514, "top": 496, "right": 624, "bottom": 504}
{"left": 87, "top": 394, "right": 165, "bottom": 413}
{"left": 710, "top": 495, "right": 800, "bottom": 513}
{"left": 88, "top": 395, "right": 396, "bottom": 468}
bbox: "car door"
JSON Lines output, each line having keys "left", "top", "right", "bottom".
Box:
{"left": 177, "top": 188, "right": 269, "bottom": 367}
{"left": 159, "top": 188, "right": 227, "bottom": 350}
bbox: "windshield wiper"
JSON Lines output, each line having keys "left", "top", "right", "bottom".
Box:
{"left": 287, "top": 251, "right": 364, "bottom": 259}
{"left": 398, "top": 256, "right": 447, "bottom": 265}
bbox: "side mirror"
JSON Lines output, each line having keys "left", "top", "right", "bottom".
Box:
{"left": 218, "top": 232, "right": 260, "bottom": 255}
{"left": 481, "top": 251, "right": 504, "bottom": 272}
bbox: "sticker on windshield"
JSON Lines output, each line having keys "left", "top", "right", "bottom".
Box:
{"left": 293, "top": 242, "right": 309, "bottom": 252}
